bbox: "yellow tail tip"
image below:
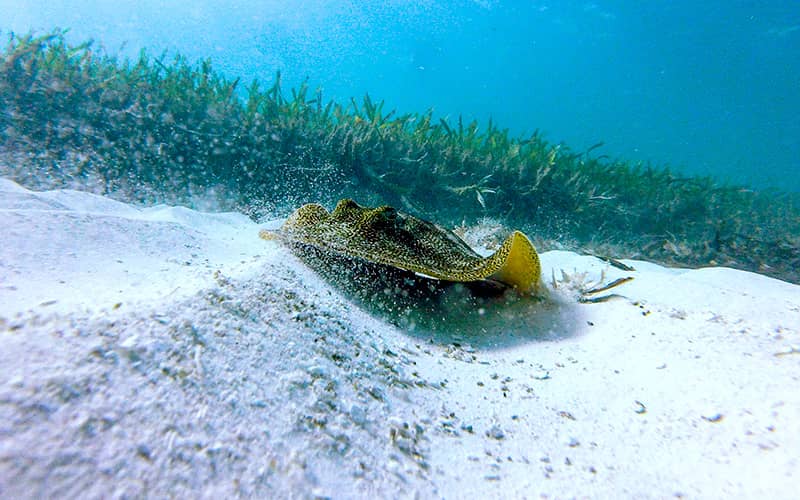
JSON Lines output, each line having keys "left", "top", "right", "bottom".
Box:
{"left": 490, "top": 230, "right": 542, "bottom": 294}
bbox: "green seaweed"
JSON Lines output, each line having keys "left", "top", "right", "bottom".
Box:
{"left": 2, "top": 29, "right": 799, "bottom": 283}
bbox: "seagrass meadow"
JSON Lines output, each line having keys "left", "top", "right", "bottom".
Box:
{"left": 2, "top": 31, "right": 799, "bottom": 284}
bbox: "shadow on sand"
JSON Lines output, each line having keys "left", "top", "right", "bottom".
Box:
{"left": 291, "top": 244, "right": 588, "bottom": 349}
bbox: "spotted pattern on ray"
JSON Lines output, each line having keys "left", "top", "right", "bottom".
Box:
{"left": 261, "top": 199, "right": 542, "bottom": 294}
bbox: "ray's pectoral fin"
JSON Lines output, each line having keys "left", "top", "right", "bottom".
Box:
{"left": 259, "top": 199, "right": 544, "bottom": 297}
{"left": 487, "top": 231, "right": 542, "bottom": 295}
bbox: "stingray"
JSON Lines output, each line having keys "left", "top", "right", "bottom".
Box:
{"left": 260, "top": 199, "right": 543, "bottom": 295}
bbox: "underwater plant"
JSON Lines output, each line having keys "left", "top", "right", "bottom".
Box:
{"left": 2, "top": 30, "right": 799, "bottom": 283}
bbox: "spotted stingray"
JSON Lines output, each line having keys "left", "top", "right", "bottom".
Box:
{"left": 260, "top": 199, "right": 543, "bottom": 295}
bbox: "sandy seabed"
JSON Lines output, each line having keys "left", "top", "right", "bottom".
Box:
{"left": 1, "top": 178, "right": 798, "bottom": 499}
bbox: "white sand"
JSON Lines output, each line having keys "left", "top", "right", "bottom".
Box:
{"left": 1, "top": 178, "right": 798, "bottom": 499}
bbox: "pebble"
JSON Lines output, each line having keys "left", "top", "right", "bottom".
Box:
{"left": 350, "top": 405, "right": 367, "bottom": 426}
{"left": 120, "top": 334, "right": 139, "bottom": 349}
{"left": 136, "top": 443, "right": 153, "bottom": 461}
{"left": 486, "top": 424, "right": 505, "bottom": 440}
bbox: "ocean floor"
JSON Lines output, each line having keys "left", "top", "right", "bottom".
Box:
{"left": 1, "top": 178, "right": 798, "bottom": 498}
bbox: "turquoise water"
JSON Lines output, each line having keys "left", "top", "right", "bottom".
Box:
{"left": 3, "top": 0, "right": 798, "bottom": 191}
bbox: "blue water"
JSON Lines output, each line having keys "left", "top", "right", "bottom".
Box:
{"left": 3, "top": 0, "right": 799, "bottom": 191}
